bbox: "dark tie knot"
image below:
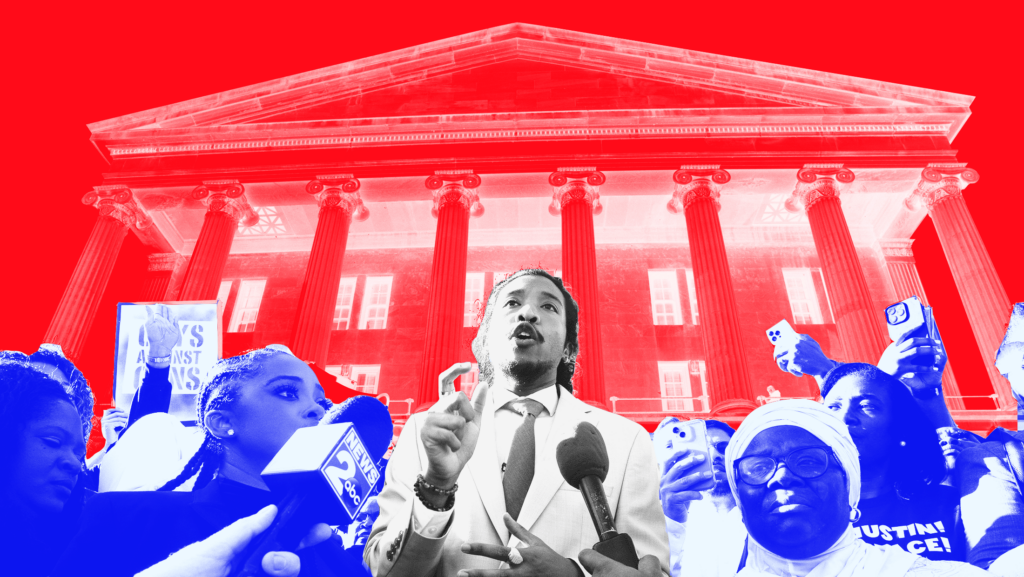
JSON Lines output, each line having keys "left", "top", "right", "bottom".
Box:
{"left": 507, "top": 398, "right": 544, "bottom": 419}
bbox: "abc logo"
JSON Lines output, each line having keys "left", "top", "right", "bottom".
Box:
{"left": 886, "top": 303, "right": 909, "bottom": 325}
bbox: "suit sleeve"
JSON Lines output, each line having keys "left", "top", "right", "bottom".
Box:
{"left": 609, "top": 427, "right": 672, "bottom": 577}
{"left": 365, "top": 414, "right": 451, "bottom": 577}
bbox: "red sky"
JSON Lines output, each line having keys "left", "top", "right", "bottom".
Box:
{"left": 2, "top": 1, "right": 1019, "bottom": 404}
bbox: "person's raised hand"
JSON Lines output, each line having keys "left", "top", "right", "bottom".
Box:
{"left": 458, "top": 513, "right": 579, "bottom": 577}
{"left": 421, "top": 362, "right": 488, "bottom": 491}
{"left": 658, "top": 448, "right": 711, "bottom": 523}
{"left": 100, "top": 407, "right": 128, "bottom": 445}
{"left": 774, "top": 334, "right": 836, "bottom": 379}
{"left": 134, "top": 504, "right": 333, "bottom": 577}
{"left": 145, "top": 304, "right": 182, "bottom": 361}
{"left": 877, "top": 336, "right": 946, "bottom": 392}
{"left": 578, "top": 549, "right": 662, "bottom": 577}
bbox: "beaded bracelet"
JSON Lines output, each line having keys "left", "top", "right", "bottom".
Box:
{"left": 414, "top": 475, "right": 455, "bottom": 511}
{"left": 416, "top": 474, "right": 458, "bottom": 495}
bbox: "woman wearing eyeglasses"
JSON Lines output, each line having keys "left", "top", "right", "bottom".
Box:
{"left": 728, "top": 399, "right": 984, "bottom": 577}
{"left": 821, "top": 363, "right": 965, "bottom": 563}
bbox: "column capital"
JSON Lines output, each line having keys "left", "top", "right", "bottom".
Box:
{"left": 667, "top": 165, "right": 731, "bottom": 213}
{"left": 81, "top": 185, "right": 152, "bottom": 229}
{"left": 548, "top": 167, "right": 605, "bottom": 216}
{"left": 147, "top": 252, "right": 184, "bottom": 272}
{"left": 904, "top": 163, "right": 980, "bottom": 211}
{"left": 191, "top": 179, "right": 259, "bottom": 226}
{"left": 426, "top": 170, "right": 484, "bottom": 218}
{"left": 785, "top": 164, "right": 856, "bottom": 213}
{"left": 878, "top": 239, "right": 916, "bottom": 261}
{"left": 305, "top": 174, "right": 369, "bottom": 221}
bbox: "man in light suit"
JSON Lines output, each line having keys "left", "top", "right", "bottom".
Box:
{"left": 365, "top": 269, "right": 670, "bottom": 577}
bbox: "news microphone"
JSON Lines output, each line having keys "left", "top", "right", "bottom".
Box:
{"left": 556, "top": 422, "right": 640, "bottom": 569}
{"left": 231, "top": 402, "right": 392, "bottom": 576}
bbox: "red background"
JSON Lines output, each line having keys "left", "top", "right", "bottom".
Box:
{"left": 2, "top": 1, "right": 1019, "bottom": 430}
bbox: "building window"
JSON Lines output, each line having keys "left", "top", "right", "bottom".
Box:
{"left": 459, "top": 363, "right": 480, "bottom": 399}
{"left": 465, "top": 273, "right": 485, "bottom": 327}
{"left": 325, "top": 364, "right": 380, "bottom": 395}
{"left": 350, "top": 365, "right": 380, "bottom": 394}
{"left": 359, "top": 276, "right": 393, "bottom": 330}
{"left": 782, "top": 268, "right": 832, "bottom": 324}
{"left": 238, "top": 206, "right": 287, "bottom": 236}
{"left": 332, "top": 277, "right": 357, "bottom": 330}
{"left": 684, "top": 269, "right": 699, "bottom": 325}
{"left": 648, "top": 270, "right": 683, "bottom": 325}
{"left": 659, "top": 360, "right": 708, "bottom": 412}
{"left": 227, "top": 279, "right": 267, "bottom": 333}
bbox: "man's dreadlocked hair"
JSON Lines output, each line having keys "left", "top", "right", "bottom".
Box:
{"left": 471, "top": 269, "right": 580, "bottom": 392}
{"left": 157, "top": 348, "right": 290, "bottom": 491}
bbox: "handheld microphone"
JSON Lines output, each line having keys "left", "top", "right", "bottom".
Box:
{"left": 556, "top": 422, "right": 640, "bottom": 569}
{"left": 231, "top": 398, "right": 393, "bottom": 576}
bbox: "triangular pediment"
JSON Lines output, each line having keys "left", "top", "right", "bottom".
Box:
{"left": 243, "top": 59, "right": 797, "bottom": 124}
{"left": 89, "top": 23, "right": 972, "bottom": 160}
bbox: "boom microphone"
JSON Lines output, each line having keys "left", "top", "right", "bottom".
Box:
{"left": 231, "top": 398, "right": 393, "bottom": 576}
{"left": 556, "top": 422, "right": 640, "bottom": 569}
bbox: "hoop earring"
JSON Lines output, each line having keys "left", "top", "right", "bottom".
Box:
{"left": 850, "top": 508, "right": 861, "bottom": 523}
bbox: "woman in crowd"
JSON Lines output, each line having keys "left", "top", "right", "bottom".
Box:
{"left": 727, "top": 399, "right": 985, "bottom": 577}
{"left": 821, "top": 363, "right": 967, "bottom": 562}
{"left": 51, "top": 346, "right": 369, "bottom": 577}
{"left": 0, "top": 358, "right": 89, "bottom": 577}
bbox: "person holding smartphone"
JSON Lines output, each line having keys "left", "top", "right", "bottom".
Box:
{"left": 654, "top": 417, "right": 743, "bottom": 577}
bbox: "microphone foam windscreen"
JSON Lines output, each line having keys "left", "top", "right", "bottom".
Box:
{"left": 556, "top": 421, "right": 610, "bottom": 489}
{"left": 322, "top": 396, "right": 393, "bottom": 462}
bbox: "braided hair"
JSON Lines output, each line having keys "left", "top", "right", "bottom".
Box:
{"left": 157, "top": 348, "right": 289, "bottom": 491}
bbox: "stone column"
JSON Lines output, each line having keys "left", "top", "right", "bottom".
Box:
{"left": 142, "top": 253, "right": 185, "bottom": 302}
{"left": 176, "top": 180, "right": 257, "bottom": 301}
{"left": 879, "top": 239, "right": 965, "bottom": 410}
{"left": 905, "top": 163, "right": 1014, "bottom": 408}
{"left": 416, "top": 171, "right": 484, "bottom": 409}
{"left": 786, "top": 164, "right": 888, "bottom": 364}
{"left": 667, "top": 166, "right": 756, "bottom": 414}
{"left": 291, "top": 175, "right": 369, "bottom": 368}
{"left": 549, "top": 168, "right": 607, "bottom": 407}
{"left": 44, "top": 186, "right": 151, "bottom": 361}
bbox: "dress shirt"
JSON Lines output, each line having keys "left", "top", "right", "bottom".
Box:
{"left": 412, "top": 384, "right": 561, "bottom": 536}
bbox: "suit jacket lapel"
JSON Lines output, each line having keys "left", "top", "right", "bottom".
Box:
{"left": 513, "top": 390, "right": 591, "bottom": 538}
{"left": 465, "top": 393, "right": 509, "bottom": 543}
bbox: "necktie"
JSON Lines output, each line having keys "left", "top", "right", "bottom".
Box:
{"left": 502, "top": 398, "right": 545, "bottom": 521}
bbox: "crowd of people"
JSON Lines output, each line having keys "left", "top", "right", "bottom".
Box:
{"left": 1, "top": 272, "right": 1021, "bottom": 577}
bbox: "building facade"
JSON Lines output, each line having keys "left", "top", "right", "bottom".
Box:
{"left": 46, "top": 24, "right": 1014, "bottom": 431}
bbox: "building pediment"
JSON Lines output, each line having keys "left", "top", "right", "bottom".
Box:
{"left": 89, "top": 24, "right": 972, "bottom": 164}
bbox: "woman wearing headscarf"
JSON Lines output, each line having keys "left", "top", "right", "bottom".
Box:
{"left": 726, "top": 399, "right": 985, "bottom": 577}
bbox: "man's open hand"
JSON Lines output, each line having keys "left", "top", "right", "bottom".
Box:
{"left": 458, "top": 513, "right": 580, "bottom": 577}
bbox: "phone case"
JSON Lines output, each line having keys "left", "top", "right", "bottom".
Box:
{"left": 662, "top": 420, "right": 715, "bottom": 492}
{"left": 766, "top": 319, "right": 798, "bottom": 347}
{"left": 885, "top": 296, "right": 927, "bottom": 343}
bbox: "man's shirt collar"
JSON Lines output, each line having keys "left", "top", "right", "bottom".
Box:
{"left": 490, "top": 382, "right": 559, "bottom": 417}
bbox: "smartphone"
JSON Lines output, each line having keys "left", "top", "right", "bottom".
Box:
{"left": 766, "top": 319, "right": 798, "bottom": 348}
{"left": 654, "top": 419, "right": 715, "bottom": 491}
{"left": 885, "top": 296, "right": 927, "bottom": 343}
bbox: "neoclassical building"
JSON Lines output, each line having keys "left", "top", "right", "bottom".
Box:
{"left": 46, "top": 24, "right": 1013, "bottom": 431}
